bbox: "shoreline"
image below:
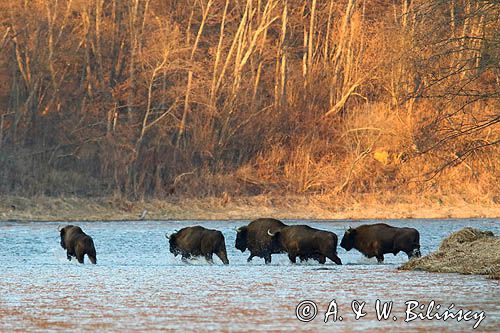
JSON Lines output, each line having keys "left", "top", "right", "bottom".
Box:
{"left": 399, "top": 228, "right": 499, "bottom": 279}
{"left": 1, "top": 195, "right": 499, "bottom": 222}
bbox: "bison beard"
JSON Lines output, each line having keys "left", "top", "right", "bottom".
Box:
{"left": 166, "top": 226, "right": 229, "bottom": 265}
{"left": 340, "top": 223, "right": 421, "bottom": 263}
{"left": 59, "top": 225, "right": 97, "bottom": 264}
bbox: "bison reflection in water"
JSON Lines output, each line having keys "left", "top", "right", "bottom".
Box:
{"left": 267, "top": 225, "right": 342, "bottom": 265}
{"left": 235, "top": 218, "right": 287, "bottom": 264}
{"left": 166, "top": 226, "right": 229, "bottom": 264}
{"left": 340, "top": 223, "right": 421, "bottom": 263}
{"left": 58, "top": 225, "right": 97, "bottom": 264}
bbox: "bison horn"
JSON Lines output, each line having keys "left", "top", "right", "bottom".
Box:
{"left": 57, "top": 225, "right": 64, "bottom": 232}
{"left": 236, "top": 226, "right": 243, "bottom": 232}
{"left": 165, "top": 233, "right": 170, "bottom": 239}
{"left": 267, "top": 229, "right": 276, "bottom": 237}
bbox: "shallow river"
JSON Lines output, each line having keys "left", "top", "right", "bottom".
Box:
{"left": 0, "top": 219, "right": 498, "bottom": 332}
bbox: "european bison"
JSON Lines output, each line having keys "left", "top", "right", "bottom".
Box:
{"left": 267, "top": 225, "right": 342, "bottom": 265}
{"left": 59, "top": 225, "right": 97, "bottom": 264}
{"left": 340, "top": 223, "right": 421, "bottom": 263}
{"left": 166, "top": 226, "right": 229, "bottom": 264}
{"left": 235, "top": 218, "right": 287, "bottom": 264}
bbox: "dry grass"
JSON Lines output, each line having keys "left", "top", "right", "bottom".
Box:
{"left": 399, "top": 228, "right": 500, "bottom": 279}
{"left": 1, "top": 194, "right": 499, "bottom": 222}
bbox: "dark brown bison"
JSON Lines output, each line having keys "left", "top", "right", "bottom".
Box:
{"left": 58, "top": 225, "right": 97, "bottom": 264}
{"left": 267, "top": 225, "right": 342, "bottom": 265}
{"left": 166, "top": 226, "right": 229, "bottom": 264}
{"left": 340, "top": 223, "right": 421, "bottom": 263}
{"left": 235, "top": 218, "right": 287, "bottom": 264}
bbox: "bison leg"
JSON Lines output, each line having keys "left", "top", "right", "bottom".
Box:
{"left": 76, "top": 253, "right": 85, "bottom": 264}
{"left": 181, "top": 256, "right": 189, "bottom": 263}
{"left": 376, "top": 254, "right": 384, "bottom": 263}
{"left": 216, "top": 250, "right": 229, "bottom": 265}
{"left": 88, "top": 254, "right": 97, "bottom": 265}
{"left": 288, "top": 253, "right": 297, "bottom": 264}
{"left": 264, "top": 254, "right": 272, "bottom": 264}
{"left": 205, "top": 253, "right": 214, "bottom": 264}
{"left": 325, "top": 253, "right": 342, "bottom": 265}
{"left": 247, "top": 254, "right": 255, "bottom": 262}
{"left": 66, "top": 251, "right": 72, "bottom": 261}
{"left": 317, "top": 255, "right": 326, "bottom": 264}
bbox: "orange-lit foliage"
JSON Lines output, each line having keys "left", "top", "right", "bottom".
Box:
{"left": 0, "top": 0, "right": 498, "bottom": 200}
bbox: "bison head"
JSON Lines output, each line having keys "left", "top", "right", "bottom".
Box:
{"left": 58, "top": 225, "right": 72, "bottom": 249}
{"left": 165, "top": 232, "right": 180, "bottom": 256}
{"left": 340, "top": 227, "right": 356, "bottom": 251}
{"left": 235, "top": 226, "right": 248, "bottom": 252}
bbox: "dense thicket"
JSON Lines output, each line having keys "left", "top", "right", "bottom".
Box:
{"left": 0, "top": 0, "right": 498, "bottom": 199}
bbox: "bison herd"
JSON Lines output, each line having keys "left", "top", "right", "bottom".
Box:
{"left": 58, "top": 218, "right": 422, "bottom": 265}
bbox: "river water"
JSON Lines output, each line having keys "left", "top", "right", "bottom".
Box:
{"left": 0, "top": 219, "right": 498, "bottom": 332}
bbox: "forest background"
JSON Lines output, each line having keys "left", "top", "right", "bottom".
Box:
{"left": 0, "top": 0, "right": 498, "bottom": 220}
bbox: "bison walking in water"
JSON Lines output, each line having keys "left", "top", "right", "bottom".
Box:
{"left": 166, "top": 226, "right": 229, "bottom": 264}
{"left": 235, "top": 218, "right": 287, "bottom": 264}
{"left": 267, "top": 225, "right": 342, "bottom": 265}
{"left": 340, "top": 223, "right": 421, "bottom": 263}
{"left": 59, "top": 225, "right": 97, "bottom": 264}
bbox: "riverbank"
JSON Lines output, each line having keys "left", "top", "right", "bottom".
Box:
{"left": 1, "top": 194, "right": 499, "bottom": 221}
{"left": 399, "top": 228, "right": 499, "bottom": 279}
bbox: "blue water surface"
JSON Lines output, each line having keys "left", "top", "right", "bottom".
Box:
{"left": 0, "top": 218, "right": 498, "bottom": 332}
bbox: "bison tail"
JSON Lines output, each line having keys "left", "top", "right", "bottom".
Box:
{"left": 87, "top": 246, "right": 97, "bottom": 264}
{"left": 84, "top": 237, "right": 97, "bottom": 264}
{"left": 88, "top": 255, "right": 97, "bottom": 264}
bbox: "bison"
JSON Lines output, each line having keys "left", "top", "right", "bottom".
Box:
{"left": 235, "top": 218, "right": 287, "bottom": 264}
{"left": 58, "top": 225, "right": 97, "bottom": 264}
{"left": 340, "top": 223, "right": 421, "bottom": 263}
{"left": 166, "top": 226, "right": 229, "bottom": 264}
{"left": 267, "top": 225, "right": 342, "bottom": 265}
